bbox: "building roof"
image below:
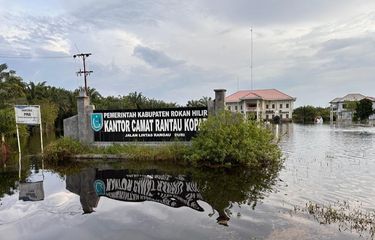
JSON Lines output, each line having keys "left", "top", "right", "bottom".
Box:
{"left": 329, "top": 93, "right": 375, "bottom": 103}
{"left": 225, "top": 89, "right": 295, "bottom": 103}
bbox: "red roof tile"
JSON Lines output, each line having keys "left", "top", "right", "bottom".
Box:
{"left": 226, "top": 89, "right": 295, "bottom": 102}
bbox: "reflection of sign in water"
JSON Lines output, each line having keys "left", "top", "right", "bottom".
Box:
{"left": 95, "top": 170, "right": 204, "bottom": 211}
{"left": 19, "top": 181, "right": 44, "bottom": 201}
{"left": 93, "top": 107, "right": 208, "bottom": 141}
{"left": 15, "top": 105, "right": 41, "bottom": 125}
{"left": 91, "top": 113, "right": 104, "bottom": 132}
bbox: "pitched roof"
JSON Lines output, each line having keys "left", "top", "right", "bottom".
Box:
{"left": 225, "top": 89, "right": 295, "bottom": 103}
{"left": 329, "top": 97, "right": 342, "bottom": 103}
{"left": 330, "top": 93, "right": 375, "bottom": 103}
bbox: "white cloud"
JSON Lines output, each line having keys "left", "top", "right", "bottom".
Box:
{"left": 1, "top": 1, "right": 375, "bottom": 106}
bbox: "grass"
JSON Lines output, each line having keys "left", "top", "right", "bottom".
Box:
{"left": 43, "top": 137, "right": 190, "bottom": 165}
{"left": 293, "top": 201, "right": 375, "bottom": 239}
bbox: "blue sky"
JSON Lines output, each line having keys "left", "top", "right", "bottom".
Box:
{"left": 1, "top": 0, "right": 375, "bottom": 106}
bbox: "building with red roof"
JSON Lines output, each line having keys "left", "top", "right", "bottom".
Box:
{"left": 225, "top": 89, "right": 296, "bottom": 121}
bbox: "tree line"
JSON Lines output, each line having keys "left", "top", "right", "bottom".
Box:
{"left": 292, "top": 99, "right": 374, "bottom": 124}
{"left": 0, "top": 63, "right": 210, "bottom": 140}
{"left": 292, "top": 106, "right": 331, "bottom": 123}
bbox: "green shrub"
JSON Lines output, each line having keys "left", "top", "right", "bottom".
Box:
{"left": 189, "top": 111, "right": 282, "bottom": 167}
{"left": 44, "top": 137, "right": 88, "bottom": 165}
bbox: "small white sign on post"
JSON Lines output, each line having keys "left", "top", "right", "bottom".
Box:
{"left": 15, "top": 105, "right": 41, "bottom": 125}
{"left": 14, "top": 105, "right": 44, "bottom": 155}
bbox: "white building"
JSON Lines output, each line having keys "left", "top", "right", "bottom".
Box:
{"left": 225, "top": 89, "right": 296, "bottom": 121}
{"left": 329, "top": 93, "right": 375, "bottom": 121}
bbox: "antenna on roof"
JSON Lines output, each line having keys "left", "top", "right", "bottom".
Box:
{"left": 250, "top": 27, "right": 254, "bottom": 90}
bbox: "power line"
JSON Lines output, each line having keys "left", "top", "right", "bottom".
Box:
{"left": 0, "top": 54, "right": 71, "bottom": 59}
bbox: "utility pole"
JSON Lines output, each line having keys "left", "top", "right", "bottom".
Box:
{"left": 73, "top": 53, "right": 93, "bottom": 96}
{"left": 250, "top": 27, "right": 253, "bottom": 90}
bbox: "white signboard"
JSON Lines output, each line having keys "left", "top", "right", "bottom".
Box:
{"left": 15, "top": 105, "right": 41, "bottom": 125}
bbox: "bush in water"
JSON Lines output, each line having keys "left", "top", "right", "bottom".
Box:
{"left": 189, "top": 111, "right": 282, "bottom": 167}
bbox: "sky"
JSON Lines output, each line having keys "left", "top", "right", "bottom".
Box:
{"left": 1, "top": 0, "right": 375, "bottom": 107}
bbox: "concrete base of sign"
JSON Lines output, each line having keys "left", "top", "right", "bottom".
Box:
{"left": 63, "top": 90, "right": 94, "bottom": 144}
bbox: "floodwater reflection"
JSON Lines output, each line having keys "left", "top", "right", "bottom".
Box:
{"left": 2, "top": 124, "right": 374, "bottom": 239}
{"left": 64, "top": 164, "right": 281, "bottom": 226}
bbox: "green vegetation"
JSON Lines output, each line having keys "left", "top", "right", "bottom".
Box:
{"left": 0, "top": 170, "right": 19, "bottom": 198}
{"left": 186, "top": 96, "right": 212, "bottom": 107}
{"left": 342, "top": 99, "right": 374, "bottom": 122}
{"left": 43, "top": 137, "right": 89, "bottom": 164}
{"left": 44, "top": 111, "right": 282, "bottom": 169}
{"left": 44, "top": 137, "right": 190, "bottom": 165}
{"left": 292, "top": 105, "right": 330, "bottom": 123}
{"left": 189, "top": 111, "right": 282, "bottom": 167}
{"left": 356, "top": 98, "right": 374, "bottom": 122}
{"left": 0, "top": 108, "right": 28, "bottom": 142}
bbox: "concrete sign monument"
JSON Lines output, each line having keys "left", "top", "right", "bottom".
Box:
{"left": 63, "top": 89, "right": 226, "bottom": 144}
{"left": 92, "top": 107, "right": 208, "bottom": 142}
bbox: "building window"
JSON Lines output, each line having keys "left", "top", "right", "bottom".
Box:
{"left": 286, "top": 103, "right": 289, "bottom": 108}
{"left": 227, "top": 106, "right": 231, "bottom": 111}
{"left": 266, "top": 104, "right": 269, "bottom": 109}
{"left": 235, "top": 106, "right": 238, "bottom": 111}
{"left": 266, "top": 115, "right": 269, "bottom": 120}
{"left": 342, "top": 104, "right": 347, "bottom": 109}
{"left": 280, "top": 104, "right": 283, "bottom": 108}
{"left": 272, "top": 104, "right": 275, "bottom": 109}
{"left": 240, "top": 105, "right": 243, "bottom": 110}
{"left": 286, "top": 113, "right": 289, "bottom": 119}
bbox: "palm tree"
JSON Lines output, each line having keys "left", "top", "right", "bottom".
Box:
{"left": 127, "top": 91, "right": 146, "bottom": 109}
{"left": 26, "top": 81, "right": 48, "bottom": 103}
{"left": 187, "top": 96, "right": 212, "bottom": 107}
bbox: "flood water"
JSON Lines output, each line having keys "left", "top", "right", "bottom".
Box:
{"left": 1, "top": 124, "right": 375, "bottom": 240}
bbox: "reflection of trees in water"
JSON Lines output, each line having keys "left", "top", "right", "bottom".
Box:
{"left": 192, "top": 164, "right": 281, "bottom": 226}
{"left": 0, "top": 154, "right": 28, "bottom": 199}
{"left": 63, "top": 161, "right": 281, "bottom": 225}
{"left": 0, "top": 171, "right": 19, "bottom": 199}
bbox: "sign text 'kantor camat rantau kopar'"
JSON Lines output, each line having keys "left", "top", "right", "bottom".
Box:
{"left": 91, "top": 107, "right": 208, "bottom": 142}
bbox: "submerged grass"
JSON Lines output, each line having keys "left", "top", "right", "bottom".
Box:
{"left": 294, "top": 201, "right": 375, "bottom": 239}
